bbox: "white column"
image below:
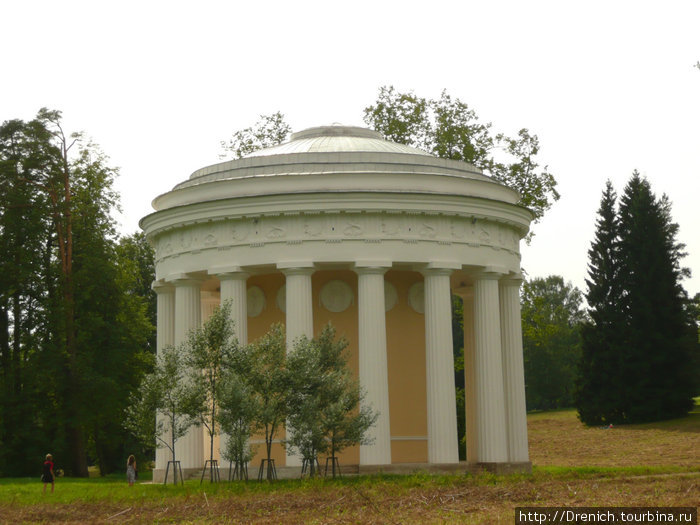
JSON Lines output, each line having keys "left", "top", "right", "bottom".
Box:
{"left": 280, "top": 265, "right": 314, "bottom": 467}
{"left": 217, "top": 271, "right": 249, "bottom": 465}
{"left": 153, "top": 281, "right": 174, "bottom": 471}
{"left": 423, "top": 268, "right": 459, "bottom": 464}
{"left": 500, "top": 277, "right": 529, "bottom": 463}
{"left": 218, "top": 272, "right": 249, "bottom": 346}
{"left": 355, "top": 266, "right": 392, "bottom": 465}
{"left": 473, "top": 273, "right": 508, "bottom": 463}
{"left": 172, "top": 275, "right": 204, "bottom": 470}
{"left": 457, "top": 288, "right": 478, "bottom": 464}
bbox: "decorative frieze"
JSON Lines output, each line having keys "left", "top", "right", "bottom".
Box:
{"left": 153, "top": 212, "right": 522, "bottom": 263}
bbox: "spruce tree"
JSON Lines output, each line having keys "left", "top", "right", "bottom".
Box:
{"left": 616, "top": 172, "right": 695, "bottom": 422}
{"left": 577, "top": 174, "right": 697, "bottom": 425}
{"left": 576, "top": 181, "right": 625, "bottom": 424}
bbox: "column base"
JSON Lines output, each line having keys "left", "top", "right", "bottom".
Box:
{"left": 475, "top": 461, "right": 532, "bottom": 475}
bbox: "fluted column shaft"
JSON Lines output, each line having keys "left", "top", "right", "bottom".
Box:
{"left": 219, "top": 272, "right": 249, "bottom": 346}
{"left": 283, "top": 268, "right": 314, "bottom": 347}
{"left": 173, "top": 277, "right": 203, "bottom": 469}
{"left": 460, "top": 289, "right": 478, "bottom": 464}
{"left": 423, "top": 269, "right": 459, "bottom": 464}
{"left": 499, "top": 278, "right": 529, "bottom": 462}
{"left": 153, "top": 281, "right": 175, "bottom": 471}
{"left": 356, "top": 267, "right": 392, "bottom": 465}
{"left": 282, "top": 266, "right": 314, "bottom": 467}
{"left": 218, "top": 272, "right": 249, "bottom": 464}
{"left": 474, "top": 274, "right": 508, "bottom": 463}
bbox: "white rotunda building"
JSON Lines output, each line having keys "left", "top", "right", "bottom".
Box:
{"left": 140, "top": 124, "right": 533, "bottom": 479}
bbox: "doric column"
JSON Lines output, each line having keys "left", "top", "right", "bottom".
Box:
{"left": 499, "top": 276, "right": 529, "bottom": 463}
{"left": 473, "top": 272, "right": 508, "bottom": 463}
{"left": 153, "top": 280, "right": 175, "bottom": 471}
{"left": 279, "top": 264, "right": 315, "bottom": 467}
{"left": 218, "top": 271, "right": 249, "bottom": 346}
{"left": 422, "top": 268, "right": 459, "bottom": 464}
{"left": 355, "top": 265, "right": 392, "bottom": 465}
{"left": 171, "top": 275, "right": 204, "bottom": 470}
{"left": 216, "top": 270, "right": 249, "bottom": 466}
{"left": 281, "top": 266, "right": 314, "bottom": 348}
{"left": 455, "top": 287, "right": 478, "bottom": 464}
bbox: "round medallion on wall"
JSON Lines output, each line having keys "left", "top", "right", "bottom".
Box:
{"left": 320, "top": 280, "right": 354, "bottom": 313}
{"left": 408, "top": 282, "right": 424, "bottom": 314}
{"left": 276, "top": 285, "right": 286, "bottom": 313}
{"left": 246, "top": 286, "right": 266, "bottom": 317}
{"left": 384, "top": 281, "right": 398, "bottom": 312}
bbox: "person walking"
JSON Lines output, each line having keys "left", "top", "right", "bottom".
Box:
{"left": 41, "top": 454, "right": 54, "bottom": 493}
{"left": 126, "top": 455, "right": 137, "bottom": 486}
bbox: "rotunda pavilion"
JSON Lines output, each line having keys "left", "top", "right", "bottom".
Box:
{"left": 140, "top": 124, "right": 533, "bottom": 479}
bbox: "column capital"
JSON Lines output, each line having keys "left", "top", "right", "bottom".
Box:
{"left": 354, "top": 262, "right": 391, "bottom": 276}
{"left": 278, "top": 264, "right": 315, "bottom": 277}
{"left": 217, "top": 271, "right": 250, "bottom": 282}
{"left": 473, "top": 270, "right": 506, "bottom": 281}
{"left": 151, "top": 280, "right": 174, "bottom": 293}
{"left": 165, "top": 273, "right": 205, "bottom": 286}
{"left": 499, "top": 273, "right": 524, "bottom": 287}
{"left": 210, "top": 265, "right": 249, "bottom": 280}
{"left": 420, "top": 267, "right": 454, "bottom": 278}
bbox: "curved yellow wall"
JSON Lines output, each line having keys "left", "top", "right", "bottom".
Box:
{"left": 217, "top": 269, "right": 429, "bottom": 467}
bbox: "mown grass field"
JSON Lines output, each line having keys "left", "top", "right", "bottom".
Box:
{"left": 1, "top": 405, "right": 698, "bottom": 524}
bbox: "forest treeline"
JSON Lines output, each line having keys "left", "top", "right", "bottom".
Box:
{"left": 0, "top": 110, "right": 156, "bottom": 476}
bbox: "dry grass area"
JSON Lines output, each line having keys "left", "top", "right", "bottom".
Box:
{"left": 3, "top": 474, "right": 697, "bottom": 524}
{"left": 528, "top": 408, "right": 699, "bottom": 468}
{"left": 2, "top": 408, "right": 698, "bottom": 524}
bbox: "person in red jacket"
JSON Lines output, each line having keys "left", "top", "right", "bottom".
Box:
{"left": 41, "top": 454, "right": 54, "bottom": 493}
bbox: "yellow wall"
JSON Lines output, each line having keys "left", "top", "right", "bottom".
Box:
{"left": 224, "top": 269, "right": 429, "bottom": 467}
{"left": 385, "top": 270, "right": 427, "bottom": 463}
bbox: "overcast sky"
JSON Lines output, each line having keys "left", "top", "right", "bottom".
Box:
{"left": 2, "top": 1, "right": 699, "bottom": 297}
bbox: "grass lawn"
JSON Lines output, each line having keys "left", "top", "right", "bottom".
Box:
{"left": 1, "top": 406, "right": 698, "bottom": 524}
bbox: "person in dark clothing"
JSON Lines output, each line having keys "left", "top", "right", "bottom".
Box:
{"left": 41, "top": 454, "right": 54, "bottom": 493}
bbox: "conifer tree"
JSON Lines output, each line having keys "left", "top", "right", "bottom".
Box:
{"left": 576, "top": 181, "right": 625, "bottom": 424}
{"left": 577, "top": 174, "right": 697, "bottom": 424}
{"left": 616, "top": 172, "right": 695, "bottom": 422}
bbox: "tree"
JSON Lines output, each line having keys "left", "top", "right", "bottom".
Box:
{"left": 244, "top": 323, "right": 289, "bottom": 480}
{"left": 521, "top": 276, "right": 585, "bottom": 410}
{"left": 126, "top": 344, "right": 195, "bottom": 483}
{"left": 364, "top": 86, "right": 559, "bottom": 225}
{"left": 0, "top": 110, "right": 151, "bottom": 476}
{"left": 217, "top": 366, "right": 258, "bottom": 480}
{"left": 577, "top": 174, "right": 698, "bottom": 424}
{"left": 615, "top": 173, "right": 696, "bottom": 422}
{"left": 576, "top": 181, "right": 625, "bottom": 424}
{"left": 116, "top": 232, "right": 156, "bottom": 354}
{"left": 183, "top": 301, "right": 238, "bottom": 479}
{"left": 0, "top": 117, "right": 54, "bottom": 475}
{"left": 220, "top": 112, "right": 291, "bottom": 159}
{"left": 286, "top": 324, "right": 377, "bottom": 477}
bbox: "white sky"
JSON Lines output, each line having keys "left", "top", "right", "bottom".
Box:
{"left": 2, "top": 0, "right": 699, "bottom": 297}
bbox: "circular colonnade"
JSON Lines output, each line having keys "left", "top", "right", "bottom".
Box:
{"left": 140, "top": 124, "right": 533, "bottom": 479}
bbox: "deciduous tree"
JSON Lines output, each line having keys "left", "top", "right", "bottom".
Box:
{"left": 521, "top": 276, "right": 585, "bottom": 410}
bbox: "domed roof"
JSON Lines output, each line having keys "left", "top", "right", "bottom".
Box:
{"left": 245, "top": 124, "right": 428, "bottom": 157}
{"left": 147, "top": 123, "right": 522, "bottom": 214}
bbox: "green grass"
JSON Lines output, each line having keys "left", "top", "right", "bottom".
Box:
{"left": 0, "top": 405, "right": 697, "bottom": 523}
